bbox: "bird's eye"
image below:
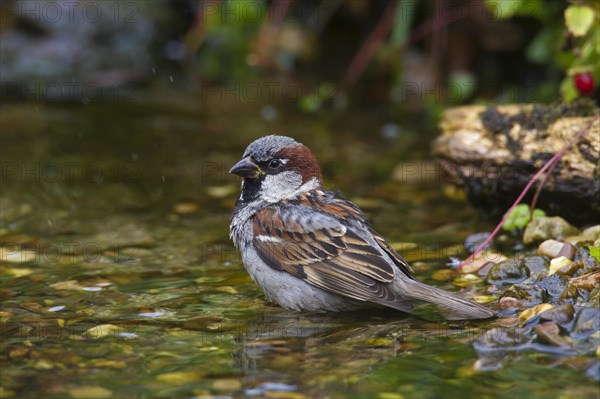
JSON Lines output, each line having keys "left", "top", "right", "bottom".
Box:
{"left": 269, "top": 159, "right": 282, "bottom": 169}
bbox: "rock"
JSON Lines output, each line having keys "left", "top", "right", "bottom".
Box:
{"left": 461, "top": 251, "right": 506, "bottom": 274}
{"left": 0, "top": 247, "right": 37, "bottom": 263}
{"left": 477, "top": 262, "right": 496, "bottom": 277}
{"left": 568, "top": 271, "right": 600, "bottom": 291}
{"left": 538, "top": 240, "right": 566, "bottom": 259}
{"left": 502, "top": 284, "right": 544, "bottom": 307}
{"left": 464, "top": 232, "right": 491, "bottom": 254}
{"left": 539, "top": 303, "right": 575, "bottom": 327}
{"left": 523, "top": 217, "right": 579, "bottom": 245}
{"left": 156, "top": 371, "right": 204, "bottom": 384}
{"left": 498, "top": 296, "right": 525, "bottom": 310}
{"left": 585, "top": 361, "right": 600, "bottom": 381}
{"left": 558, "top": 243, "right": 577, "bottom": 261}
{"left": 432, "top": 103, "right": 600, "bottom": 224}
{"left": 549, "top": 257, "right": 573, "bottom": 275}
{"left": 536, "top": 274, "right": 569, "bottom": 300}
{"left": 585, "top": 286, "right": 600, "bottom": 308}
{"left": 571, "top": 307, "right": 600, "bottom": 339}
{"left": 473, "top": 327, "right": 530, "bottom": 352}
{"left": 473, "top": 295, "right": 496, "bottom": 304}
{"left": 487, "top": 259, "right": 530, "bottom": 285}
{"left": 524, "top": 256, "right": 548, "bottom": 279}
{"left": 519, "top": 303, "right": 554, "bottom": 324}
{"left": 453, "top": 273, "right": 483, "bottom": 287}
{"left": 555, "top": 261, "right": 583, "bottom": 277}
{"left": 534, "top": 322, "right": 570, "bottom": 347}
{"left": 173, "top": 202, "right": 199, "bottom": 215}
{"left": 582, "top": 225, "right": 600, "bottom": 241}
{"left": 84, "top": 324, "right": 120, "bottom": 339}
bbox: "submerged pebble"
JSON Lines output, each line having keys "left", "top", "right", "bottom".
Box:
{"left": 534, "top": 322, "right": 570, "bottom": 347}
{"left": 498, "top": 296, "right": 525, "bottom": 310}
{"left": 486, "top": 259, "right": 530, "bottom": 285}
{"left": 539, "top": 303, "right": 575, "bottom": 327}
{"left": 519, "top": 303, "right": 554, "bottom": 323}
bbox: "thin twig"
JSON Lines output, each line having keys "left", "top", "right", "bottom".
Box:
{"left": 460, "top": 114, "right": 600, "bottom": 270}
{"left": 529, "top": 157, "right": 560, "bottom": 220}
{"left": 340, "top": 1, "right": 397, "bottom": 93}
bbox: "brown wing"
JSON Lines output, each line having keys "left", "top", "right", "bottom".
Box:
{"left": 300, "top": 190, "right": 415, "bottom": 278}
{"left": 251, "top": 191, "right": 413, "bottom": 309}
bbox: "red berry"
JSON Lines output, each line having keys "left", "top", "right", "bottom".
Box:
{"left": 573, "top": 72, "right": 595, "bottom": 96}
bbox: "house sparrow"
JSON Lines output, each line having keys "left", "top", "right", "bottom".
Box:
{"left": 229, "top": 135, "right": 497, "bottom": 319}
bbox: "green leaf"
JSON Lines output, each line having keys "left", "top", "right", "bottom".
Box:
{"left": 532, "top": 209, "right": 545, "bottom": 219}
{"left": 565, "top": 6, "right": 595, "bottom": 37}
{"left": 502, "top": 205, "right": 546, "bottom": 231}
{"left": 502, "top": 204, "right": 531, "bottom": 231}
{"left": 589, "top": 245, "right": 600, "bottom": 263}
{"left": 560, "top": 76, "right": 578, "bottom": 103}
{"left": 526, "top": 27, "right": 555, "bottom": 64}
{"left": 485, "top": 0, "right": 543, "bottom": 20}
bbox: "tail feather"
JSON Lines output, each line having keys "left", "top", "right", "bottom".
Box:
{"left": 396, "top": 279, "right": 499, "bottom": 320}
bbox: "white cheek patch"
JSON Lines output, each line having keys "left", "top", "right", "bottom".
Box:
{"left": 259, "top": 171, "right": 304, "bottom": 203}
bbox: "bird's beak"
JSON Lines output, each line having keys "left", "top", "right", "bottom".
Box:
{"left": 229, "top": 157, "right": 262, "bottom": 179}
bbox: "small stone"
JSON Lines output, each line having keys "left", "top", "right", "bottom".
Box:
{"left": 523, "top": 216, "right": 579, "bottom": 245}
{"left": 558, "top": 243, "right": 577, "bottom": 260}
{"left": 487, "top": 259, "right": 530, "bottom": 285}
{"left": 538, "top": 240, "right": 565, "bottom": 259}
{"left": 473, "top": 327, "right": 530, "bottom": 351}
{"left": 0, "top": 247, "right": 36, "bottom": 263}
{"left": 473, "top": 295, "right": 496, "bottom": 304}
{"left": 460, "top": 251, "right": 507, "bottom": 274}
{"left": 534, "top": 322, "right": 570, "bottom": 347}
{"left": 464, "top": 232, "right": 491, "bottom": 254}
{"left": 582, "top": 225, "right": 600, "bottom": 241}
{"left": 212, "top": 378, "right": 242, "bottom": 391}
{"left": 3, "top": 268, "right": 34, "bottom": 277}
{"left": 69, "top": 386, "right": 113, "bottom": 399}
{"left": 538, "top": 274, "right": 569, "bottom": 300}
{"left": 156, "top": 371, "right": 204, "bottom": 384}
{"left": 539, "top": 303, "right": 575, "bottom": 326}
{"left": 477, "top": 262, "right": 496, "bottom": 277}
{"left": 173, "top": 202, "right": 199, "bottom": 215}
{"left": 572, "top": 307, "right": 600, "bottom": 338}
{"left": 549, "top": 256, "right": 572, "bottom": 275}
{"left": 519, "top": 303, "right": 554, "bottom": 323}
{"left": 524, "top": 256, "right": 548, "bottom": 278}
{"left": 206, "top": 185, "right": 238, "bottom": 199}
{"left": 453, "top": 273, "right": 482, "bottom": 287}
{"left": 216, "top": 286, "right": 239, "bottom": 294}
{"left": 555, "top": 261, "right": 583, "bottom": 277}
{"left": 498, "top": 296, "right": 525, "bottom": 310}
{"left": 84, "top": 324, "right": 120, "bottom": 339}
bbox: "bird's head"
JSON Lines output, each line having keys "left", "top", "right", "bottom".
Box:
{"left": 230, "top": 135, "right": 322, "bottom": 204}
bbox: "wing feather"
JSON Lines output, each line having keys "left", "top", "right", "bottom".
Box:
{"left": 251, "top": 190, "right": 414, "bottom": 310}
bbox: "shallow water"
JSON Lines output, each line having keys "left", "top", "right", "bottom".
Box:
{"left": 1, "top": 95, "right": 597, "bottom": 398}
